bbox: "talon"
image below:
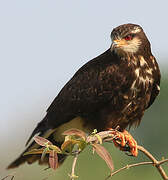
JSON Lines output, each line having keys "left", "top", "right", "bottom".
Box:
{"left": 110, "top": 130, "right": 138, "bottom": 156}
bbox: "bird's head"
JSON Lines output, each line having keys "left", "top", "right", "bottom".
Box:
{"left": 110, "top": 24, "right": 151, "bottom": 56}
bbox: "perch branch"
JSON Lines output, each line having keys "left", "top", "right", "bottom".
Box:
{"left": 138, "top": 145, "right": 168, "bottom": 180}
{"left": 1, "top": 174, "right": 14, "bottom": 180}
{"left": 105, "top": 145, "right": 168, "bottom": 180}
{"left": 6, "top": 128, "right": 168, "bottom": 180}
{"left": 65, "top": 129, "right": 168, "bottom": 180}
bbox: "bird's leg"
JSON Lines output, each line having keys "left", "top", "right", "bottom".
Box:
{"left": 109, "top": 129, "right": 138, "bottom": 156}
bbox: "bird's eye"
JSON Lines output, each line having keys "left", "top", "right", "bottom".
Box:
{"left": 124, "top": 34, "right": 133, "bottom": 41}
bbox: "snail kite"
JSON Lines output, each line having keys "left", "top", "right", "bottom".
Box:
{"left": 8, "top": 23, "right": 161, "bottom": 168}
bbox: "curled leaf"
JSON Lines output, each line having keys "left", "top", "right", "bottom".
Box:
{"left": 62, "top": 128, "right": 86, "bottom": 140}
{"left": 61, "top": 139, "right": 77, "bottom": 152}
{"left": 92, "top": 143, "right": 114, "bottom": 172}
{"left": 49, "top": 150, "right": 58, "bottom": 170}
{"left": 33, "top": 136, "right": 52, "bottom": 147}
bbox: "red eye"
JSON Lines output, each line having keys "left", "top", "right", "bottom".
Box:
{"left": 124, "top": 35, "right": 132, "bottom": 41}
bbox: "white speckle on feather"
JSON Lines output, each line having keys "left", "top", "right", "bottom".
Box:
{"left": 146, "top": 68, "right": 153, "bottom": 75}
{"left": 131, "top": 27, "right": 141, "bottom": 34}
{"left": 157, "top": 85, "right": 160, "bottom": 91}
{"left": 135, "top": 68, "right": 140, "bottom": 77}
{"left": 140, "top": 56, "right": 147, "bottom": 66}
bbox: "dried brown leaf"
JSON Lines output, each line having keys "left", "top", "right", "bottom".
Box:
{"left": 92, "top": 143, "right": 114, "bottom": 172}
{"left": 33, "top": 136, "right": 52, "bottom": 147}
{"left": 62, "top": 128, "right": 86, "bottom": 140}
{"left": 49, "top": 150, "right": 58, "bottom": 170}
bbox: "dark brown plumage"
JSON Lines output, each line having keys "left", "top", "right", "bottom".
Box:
{"left": 8, "top": 23, "right": 161, "bottom": 168}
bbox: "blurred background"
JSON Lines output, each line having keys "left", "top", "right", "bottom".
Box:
{"left": 0, "top": 0, "right": 168, "bottom": 179}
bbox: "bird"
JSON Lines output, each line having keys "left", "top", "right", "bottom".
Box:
{"left": 8, "top": 23, "right": 161, "bottom": 169}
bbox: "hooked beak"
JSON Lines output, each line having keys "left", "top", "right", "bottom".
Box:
{"left": 111, "top": 39, "right": 120, "bottom": 51}
{"left": 111, "top": 39, "right": 126, "bottom": 51}
{"left": 111, "top": 40, "right": 120, "bottom": 49}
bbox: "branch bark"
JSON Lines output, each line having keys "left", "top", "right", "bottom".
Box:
{"left": 105, "top": 145, "right": 168, "bottom": 180}
{"left": 138, "top": 145, "right": 168, "bottom": 180}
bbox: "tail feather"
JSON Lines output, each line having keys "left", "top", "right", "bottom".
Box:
{"left": 7, "top": 131, "right": 66, "bottom": 169}
{"left": 7, "top": 152, "right": 66, "bottom": 169}
{"left": 26, "top": 116, "right": 49, "bottom": 146}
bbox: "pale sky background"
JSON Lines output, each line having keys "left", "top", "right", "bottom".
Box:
{"left": 0, "top": 0, "right": 168, "bottom": 174}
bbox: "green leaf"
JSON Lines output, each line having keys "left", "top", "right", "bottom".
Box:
{"left": 94, "top": 134, "right": 103, "bottom": 144}
{"left": 91, "top": 129, "right": 98, "bottom": 135}
{"left": 23, "top": 148, "right": 50, "bottom": 156}
{"left": 49, "top": 145, "right": 62, "bottom": 153}
{"left": 92, "top": 143, "right": 114, "bottom": 172}
{"left": 77, "top": 141, "right": 87, "bottom": 151}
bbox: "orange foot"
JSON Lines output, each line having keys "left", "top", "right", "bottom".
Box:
{"left": 111, "top": 130, "right": 138, "bottom": 156}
